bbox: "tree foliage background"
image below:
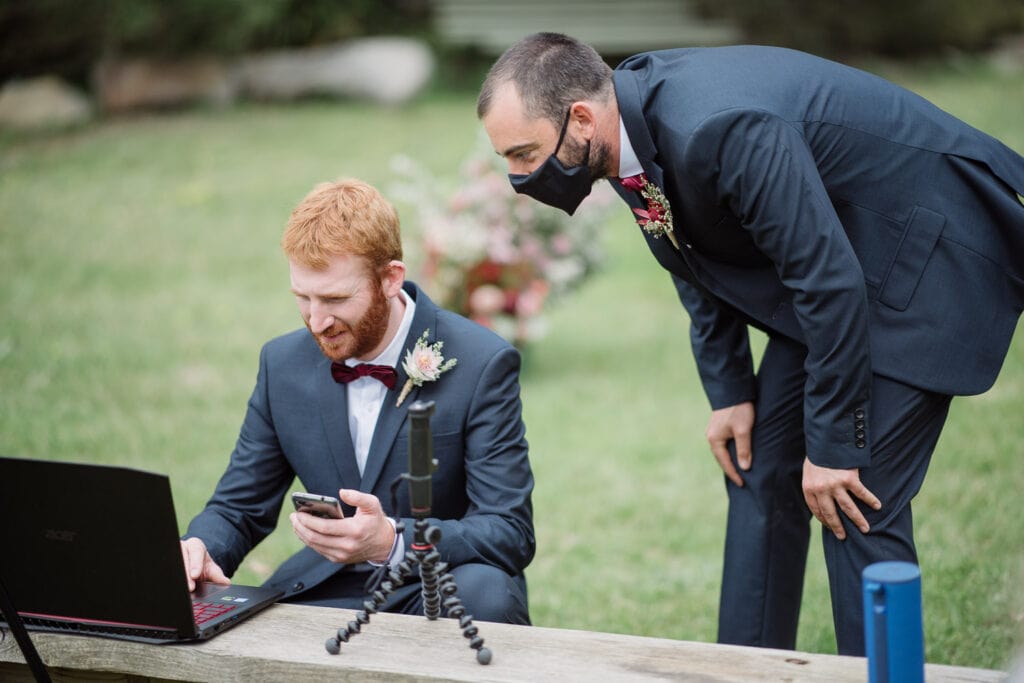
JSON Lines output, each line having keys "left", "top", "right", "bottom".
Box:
{"left": 4, "top": 0, "right": 1024, "bottom": 89}
{"left": 692, "top": 0, "right": 1024, "bottom": 59}
{"left": 0, "top": 0, "right": 431, "bottom": 86}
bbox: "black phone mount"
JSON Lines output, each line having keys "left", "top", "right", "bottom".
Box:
{"left": 324, "top": 400, "right": 492, "bottom": 665}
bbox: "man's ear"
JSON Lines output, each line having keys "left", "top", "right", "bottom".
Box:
{"left": 569, "top": 101, "right": 599, "bottom": 140}
{"left": 380, "top": 260, "right": 406, "bottom": 297}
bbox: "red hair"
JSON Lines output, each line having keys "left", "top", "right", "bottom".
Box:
{"left": 282, "top": 178, "right": 403, "bottom": 272}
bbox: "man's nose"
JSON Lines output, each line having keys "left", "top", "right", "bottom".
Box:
{"left": 308, "top": 302, "right": 333, "bottom": 333}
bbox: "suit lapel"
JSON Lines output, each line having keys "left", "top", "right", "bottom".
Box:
{"left": 613, "top": 67, "right": 805, "bottom": 343}
{"left": 359, "top": 283, "right": 439, "bottom": 494}
{"left": 613, "top": 69, "right": 667, "bottom": 191}
{"left": 316, "top": 356, "right": 362, "bottom": 487}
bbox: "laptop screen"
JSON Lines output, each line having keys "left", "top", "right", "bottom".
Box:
{"left": 0, "top": 456, "right": 199, "bottom": 638}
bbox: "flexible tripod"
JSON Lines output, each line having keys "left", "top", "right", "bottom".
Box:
{"left": 325, "top": 400, "right": 492, "bottom": 665}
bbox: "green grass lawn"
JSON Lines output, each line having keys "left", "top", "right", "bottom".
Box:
{"left": 2, "top": 59, "right": 1022, "bottom": 671}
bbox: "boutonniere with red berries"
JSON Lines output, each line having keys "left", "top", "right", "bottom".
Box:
{"left": 620, "top": 174, "right": 679, "bottom": 250}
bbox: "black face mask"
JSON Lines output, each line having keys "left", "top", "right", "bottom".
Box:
{"left": 509, "top": 109, "right": 593, "bottom": 216}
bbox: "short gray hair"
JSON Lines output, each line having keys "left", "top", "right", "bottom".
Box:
{"left": 477, "top": 32, "right": 614, "bottom": 128}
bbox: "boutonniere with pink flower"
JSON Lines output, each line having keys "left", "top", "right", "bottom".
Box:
{"left": 396, "top": 329, "right": 458, "bottom": 407}
{"left": 620, "top": 174, "right": 680, "bottom": 250}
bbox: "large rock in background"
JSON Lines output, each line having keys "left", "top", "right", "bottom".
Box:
{"left": 22, "top": 37, "right": 435, "bottom": 115}
{"left": 234, "top": 37, "right": 435, "bottom": 105}
{"left": 0, "top": 76, "right": 92, "bottom": 129}
{"left": 989, "top": 33, "right": 1024, "bottom": 74}
{"left": 93, "top": 57, "right": 236, "bottom": 112}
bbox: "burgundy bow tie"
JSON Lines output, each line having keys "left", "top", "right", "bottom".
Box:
{"left": 330, "top": 362, "right": 398, "bottom": 389}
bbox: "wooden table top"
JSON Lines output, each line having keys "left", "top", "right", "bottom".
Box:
{"left": 0, "top": 602, "right": 1008, "bottom": 682}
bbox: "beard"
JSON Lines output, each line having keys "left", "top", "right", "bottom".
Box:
{"left": 562, "top": 133, "right": 612, "bottom": 183}
{"left": 310, "top": 281, "right": 391, "bottom": 362}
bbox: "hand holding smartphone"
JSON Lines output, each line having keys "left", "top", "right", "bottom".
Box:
{"left": 291, "top": 491, "right": 344, "bottom": 519}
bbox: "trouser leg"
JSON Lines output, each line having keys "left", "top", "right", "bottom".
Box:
{"left": 718, "top": 336, "right": 810, "bottom": 649}
{"left": 824, "top": 374, "right": 951, "bottom": 655}
{"left": 397, "top": 564, "right": 530, "bottom": 625}
{"left": 289, "top": 563, "right": 530, "bottom": 625}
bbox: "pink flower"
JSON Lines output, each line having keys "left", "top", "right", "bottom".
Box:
{"left": 409, "top": 346, "right": 442, "bottom": 378}
{"left": 468, "top": 284, "right": 507, "bottom": 316}
{"left": 388, "top": 143, "right": 614, "bottom": 346}
{"left": 396, "top": 329, "right": 457, "bottom": 407}
{"left": 551, "top": 234, "right": 573, "bottom": 255}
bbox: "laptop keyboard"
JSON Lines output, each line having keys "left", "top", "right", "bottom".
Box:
{"left": 193, "top": 600, "right": 237, "bottom": 625}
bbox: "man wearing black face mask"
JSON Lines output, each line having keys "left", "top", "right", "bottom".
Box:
{"left": 478, "top": 32, "right": 1024, "bottom": 657}
{"left": 507, "top": 107, "right": 603, "bottom": 214}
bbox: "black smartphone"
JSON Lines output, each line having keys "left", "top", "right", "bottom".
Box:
{"left": 291, "top": 491, "right": 344, "bottom": 519}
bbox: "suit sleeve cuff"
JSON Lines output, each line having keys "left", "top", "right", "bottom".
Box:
{"left": 805, "top": 405, "right": 871, "bottom": 469}
{"left": 704, "top": 377, "right": 757, "bottom": 411}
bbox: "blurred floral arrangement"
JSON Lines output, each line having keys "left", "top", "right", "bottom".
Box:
{"left": 390, "top": 139, "right": 617, "bottom": 347}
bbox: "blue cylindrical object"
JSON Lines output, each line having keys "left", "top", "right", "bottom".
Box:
{"left": 862, "top": 561, "right": 924, "bottom": 683}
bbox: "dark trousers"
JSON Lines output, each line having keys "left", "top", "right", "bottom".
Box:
{"left": 716, "top": 335, "right": 952, "bottom": 655}
{"left": 284, "top": 562, "right": 531, "bottom": 625}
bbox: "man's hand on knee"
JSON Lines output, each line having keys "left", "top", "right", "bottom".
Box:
{"left": 802, "top": 458, "right": 882, "bottom": 540}
{"left": 706, "top": 401, "right": 755, "bottom": 487}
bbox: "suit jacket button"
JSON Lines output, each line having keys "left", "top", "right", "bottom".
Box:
{"left": 855, "top": 429, "right": 865, "bottom": 439}
{"left": 292, "top": 582, "right": 304, "bottom": 592}
{"left": 855, "top": 419, "right": 865, "bottom": 429}
{"left": 854, "top": 409, "right": 865, "bottom": 420}
{"left": 855, "top": 439, "right": 866, "bottom": 448}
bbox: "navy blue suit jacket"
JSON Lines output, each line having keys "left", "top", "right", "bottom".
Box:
{"left": 612, "top": 46, "right": 1024, "bottom": 468}
{"left": 184, "top": 282, "right": 535, "bottom": 598}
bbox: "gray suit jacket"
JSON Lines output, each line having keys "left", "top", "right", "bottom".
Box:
{"left": 612, "top": 46, "right": 1024, "bottom": 468}
{"left": 185, "top": 282, "right": 535, "bottom": 598}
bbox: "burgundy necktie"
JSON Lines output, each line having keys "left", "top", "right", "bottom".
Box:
{"left": 330, "top": 362, "right": 398, "bottom": 389}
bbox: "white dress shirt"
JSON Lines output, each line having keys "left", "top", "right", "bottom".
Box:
{"left": 618, "top": 115, "right": 643, "bottom": 179}
{"left": 341, "top": 287, "right": 415, "bottom": 566}
{"left": 343, "top": 288, "right": 415, "bottom": 475}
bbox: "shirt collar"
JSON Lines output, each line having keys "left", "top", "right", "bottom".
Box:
{"left": 618, "top": 115, "right": 643, "bottom": 179}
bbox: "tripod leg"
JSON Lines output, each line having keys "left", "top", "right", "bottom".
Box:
{"left": 418, "top": 547, "right": 443, "bottom": 620}
{"left": 436, "top": 567, "right": 492, "bottom": 665}
{"left": 415, "top": 523, "right": 492, "bottom": 665}
{"left": 325, "top": 524, "right": 419, "bottom": 655}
